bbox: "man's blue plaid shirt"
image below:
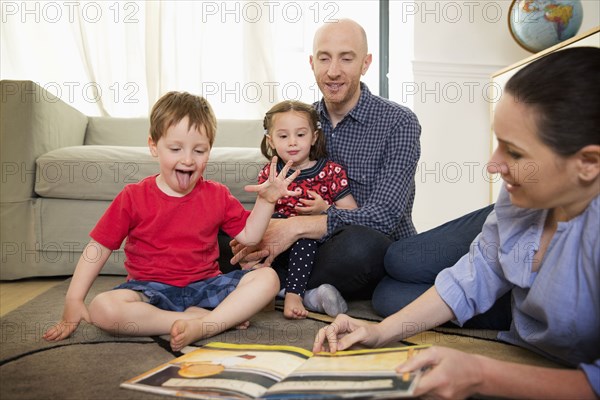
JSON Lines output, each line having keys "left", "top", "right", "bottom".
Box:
{"left": 315, "top": 83, "right": 421, "bottom": 240}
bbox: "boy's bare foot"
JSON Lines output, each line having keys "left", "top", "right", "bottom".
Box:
{"left": 170, "top": 319, "right": 251, "bottom": 351}
{"left": 283, "top": 293, "right": 309, "bottom": 319}
{"left": 236, "top": 321, "right": 250, "bottom": 330}
{"left": 184, "top": 307, "right": 249, "bottom": 329}
{"left": 170, "top": 319, "right": 193, "bottom": 351}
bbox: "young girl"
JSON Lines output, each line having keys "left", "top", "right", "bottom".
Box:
{"left": 314, "top": 47, "right": 600, "bottom": 399}
{"left": 258, "top": 100, "right": 358, "bottom": 319}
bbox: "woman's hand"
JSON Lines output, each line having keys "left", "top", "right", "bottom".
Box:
{"left": 396, "top": 346, "right": 484, "bottom": 400}
{"left": 42, "top": 299, "right": 90, "bottom": 342}
{"left": 313, "top": 314, "right": 381, "bottom": 353}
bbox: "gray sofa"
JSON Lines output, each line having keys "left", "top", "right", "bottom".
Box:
{"left": 0, "top": 80, "right": 267, "bottom": 280}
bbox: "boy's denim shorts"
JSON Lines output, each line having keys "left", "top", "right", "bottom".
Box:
{"left": 113, "top": 269, "right": 250, "bottom": 312}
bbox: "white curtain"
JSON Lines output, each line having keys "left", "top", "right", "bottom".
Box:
{"left": 1, "top": 1, "right": 381, "bottom": 118}
{"left": 1, "top": 1, "right": 277, "bottom": 118}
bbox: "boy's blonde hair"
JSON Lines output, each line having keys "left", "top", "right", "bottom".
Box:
{"left": 261, "top": 100, "right": 327, "bottom": 161}
{"left": 149, "top": 91, "right": 217, "bottom": 146}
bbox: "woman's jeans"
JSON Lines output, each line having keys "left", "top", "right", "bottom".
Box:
{"left": 373, "top": 204, "right": 512, "bottom": 330}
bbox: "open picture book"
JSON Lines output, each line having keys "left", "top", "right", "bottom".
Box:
{"left": 121, "top": 342, "right": 427, "bottom": 399}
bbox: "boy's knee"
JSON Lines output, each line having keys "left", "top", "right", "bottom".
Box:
{"left": 88, "top": 292, "right": 119, "bottom": 329}
{"left": 88, "top": 292, "right": 108, "bottom": 314}
{"left": 261, "top": 267, "right": 279, "bottom": 287}
{"left": 245, "top": 268, "right": 279, "bottom": 292}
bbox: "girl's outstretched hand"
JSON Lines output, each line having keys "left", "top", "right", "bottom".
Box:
{"left": 245, "top": 157, "right": 300, "bottom": 203}
{"left": 42, "top": 299, "right": 90, "bottom": 342}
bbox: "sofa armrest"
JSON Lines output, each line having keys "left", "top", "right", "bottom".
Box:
{"left": 0, "top": 80, "right": 89, "bottom": 202}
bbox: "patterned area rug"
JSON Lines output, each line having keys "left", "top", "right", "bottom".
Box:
{"left": 0, "top": 276, "right": 560, "bottom": 399}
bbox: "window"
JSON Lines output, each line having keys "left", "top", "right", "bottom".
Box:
{"left": 1, "top": 1, "right": 381, "bottom": 118}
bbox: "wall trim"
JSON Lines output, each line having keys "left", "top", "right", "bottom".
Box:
{"left": 413, "top": 60, "right": 505, "bottom": 79}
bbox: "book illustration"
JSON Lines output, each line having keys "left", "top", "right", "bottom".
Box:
{"left": 121, "top": 342, "right": 427, "bottom": 399}
{"left": 176, "top": 354, "right": 257, "bottom": 378}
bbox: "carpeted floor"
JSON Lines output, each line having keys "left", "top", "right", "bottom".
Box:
{"left": 0, "top": 276, "right": 561, "bottom": 399}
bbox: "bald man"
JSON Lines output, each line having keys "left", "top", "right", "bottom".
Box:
{"left": 232, "top": 19, "right": 421, "bottom": 310}
{"left": 231, "top": 20, "right": 505, "bottom": 328}
{"left": 310, "top": 19, "right": 371, "bottom": 125}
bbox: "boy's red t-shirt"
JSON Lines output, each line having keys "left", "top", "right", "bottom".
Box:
{"left": 90, "top": 175, "right": 250, "bottom": 287}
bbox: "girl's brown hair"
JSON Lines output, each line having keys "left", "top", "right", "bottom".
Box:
{"left": 261, "top": 100, "right": 327, "bottom": 161}
{"left": 149, "top": 91, "right": 217, "bottom": 146}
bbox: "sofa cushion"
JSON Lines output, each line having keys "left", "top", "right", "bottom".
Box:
{"left": 35, "top": 146, "right": 266, "bottom": 204}
{"left": 84, "top": 117, "right": 264, "bottom": 148}
{"left": 85, "top": 117, "right": 149, "bottom": 146}
{"left": 204, "top": 147, "right": 266, "bottom": 205}
{"left": 35, "top": 145, "right": 157, "bottom": 200}
{"left": 212, "top": 119, "right": 264, "bottom": 148}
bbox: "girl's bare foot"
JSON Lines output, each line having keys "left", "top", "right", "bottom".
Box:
{"left": 283, "top": 293, "right": 309, "bottom": 319}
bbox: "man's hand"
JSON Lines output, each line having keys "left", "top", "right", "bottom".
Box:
{"left": 313, "top": 314, "right": 380, "bottom": 353}
{"left": 230, "top": 218, "right": 299, "bottom": 268}
{"left": 229, "top": 240, "right": 269, "bottom": 269}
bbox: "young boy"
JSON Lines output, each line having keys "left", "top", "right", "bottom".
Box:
{"left": 43, "top": 91, "right": 299, "bottom": 351}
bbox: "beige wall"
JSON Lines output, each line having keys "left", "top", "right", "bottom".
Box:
{"left": 395, "top": 0, "right": 599, "bottom": 232}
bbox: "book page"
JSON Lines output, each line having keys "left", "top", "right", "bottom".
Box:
{"left": 121, "top": 342, "right": 312, "bottom": 399}
{"left": 264, "top": 346, "right": 428, "bottom": 398}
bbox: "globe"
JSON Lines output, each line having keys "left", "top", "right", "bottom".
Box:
{"left": 509, "top": 0, "right": 583, "bottom": 53}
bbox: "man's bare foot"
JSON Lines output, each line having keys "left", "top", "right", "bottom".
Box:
{"left": 283, "top": 293, "right": 309, "bottom": 319}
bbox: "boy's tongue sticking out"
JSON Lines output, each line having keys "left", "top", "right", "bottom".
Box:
{"left": 176, "top": 170, "right": 192, "bottom": 190}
